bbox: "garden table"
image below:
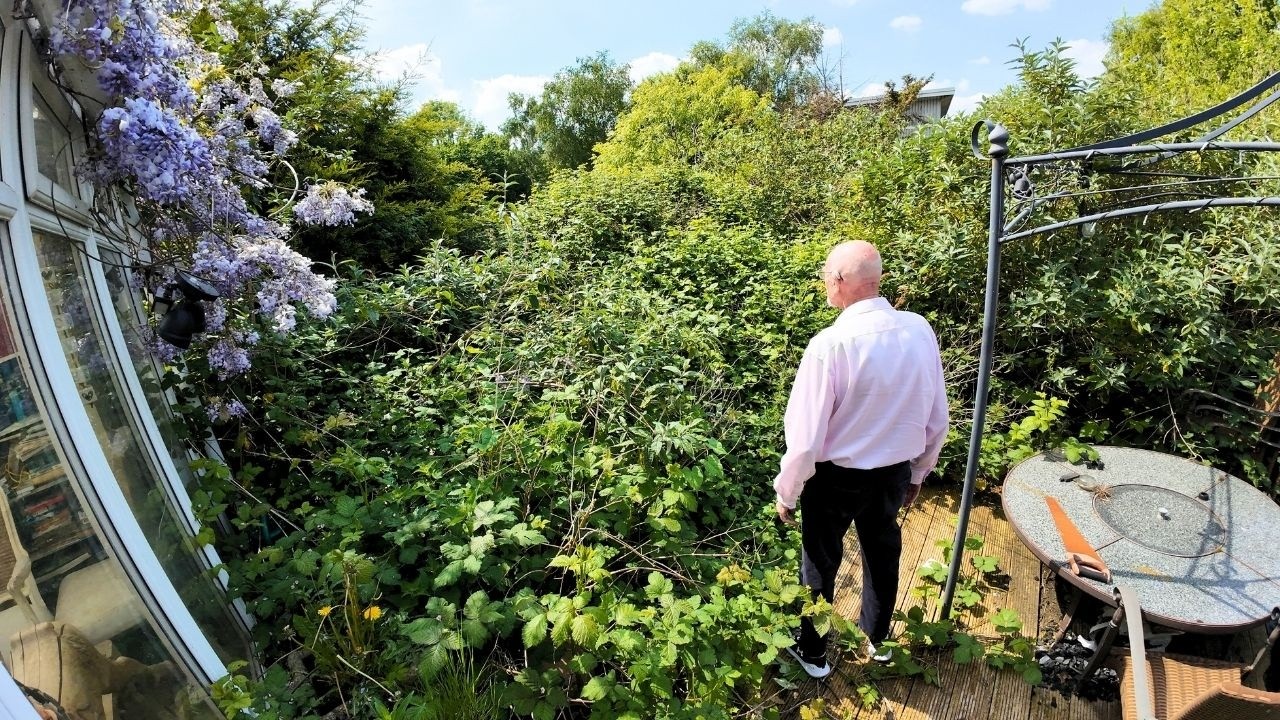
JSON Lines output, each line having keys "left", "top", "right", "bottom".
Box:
{"left": 1002, "top": 446, "right": 1280, "bottom": 633}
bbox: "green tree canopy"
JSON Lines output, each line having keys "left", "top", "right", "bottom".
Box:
{"left": 503, "top": 51, "right": 633, "bottom": 173}
{"left": 1100, "top": 0, "right": 1280, "bottom": 130}
{"left": 688, "top": 11, "right": 825, "bottom": 109}
{"left": 594, "top": 64, "right": 776, "bottom": 169}
{"left": 202, "top": 0, "right": 517, "bottom": 267}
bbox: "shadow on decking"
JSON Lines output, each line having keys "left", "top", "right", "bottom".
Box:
{"left": 769, "top": 487, "right": 1271, "bottom": 720}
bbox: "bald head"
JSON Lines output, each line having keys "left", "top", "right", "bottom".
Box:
{"left": 822, "top": 241, "right": 882, "bottom": 308}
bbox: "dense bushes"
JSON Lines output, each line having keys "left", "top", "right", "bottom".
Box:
{"left": 197, "top": 4, "right": 1280, "bottom": 717}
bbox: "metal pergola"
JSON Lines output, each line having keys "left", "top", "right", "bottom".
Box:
{"left": 940, "top": 70, "right": 1280, "bottom": 619}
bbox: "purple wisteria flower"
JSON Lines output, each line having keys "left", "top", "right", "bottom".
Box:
{"left": 293, "top": 182, "right": 376, "bottom": 227}
{"left": 46, "top": 0, "right": 368, "bottom": 383}
{"left": 206, "top": 398, "right": 249, "bottom": 422}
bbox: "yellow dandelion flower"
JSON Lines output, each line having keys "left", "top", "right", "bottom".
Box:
{"left": 362, "top": 606, "right": 383, "bottom": 621}
{"left": 317, "top": 605, "right": 333, "bottom": 617}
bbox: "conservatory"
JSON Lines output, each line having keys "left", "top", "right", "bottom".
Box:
{"left": 0, "top": 9, "right": 249, "bottom": 720}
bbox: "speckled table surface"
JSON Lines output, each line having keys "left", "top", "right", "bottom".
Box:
{"left": 1002, "top": 446, "right": 1280, "bottom": 633}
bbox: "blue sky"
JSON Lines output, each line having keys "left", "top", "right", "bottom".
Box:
{"left": 358, "top": 0, "right": 1140, "bottom": 129}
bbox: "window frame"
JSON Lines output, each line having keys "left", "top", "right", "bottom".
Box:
{"left": 9, "top": 215, "right": 227, "bottom": 684}
{"left": 0, "top": 16, "right": 250, "bottom": 689}
{"left": 16, "top": 31, "right": 94, "bottom": 226}
{"left": 0, "top": 14, "right": 21, "bottom": 213}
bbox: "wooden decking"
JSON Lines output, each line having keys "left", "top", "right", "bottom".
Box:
{"left": 772, "top": 487, "right": 1271, "bottom": 719}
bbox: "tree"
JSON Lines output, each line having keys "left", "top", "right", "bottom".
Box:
{"left": 594, "top": 64, "right": 776, "bottom": 169}
{"left": 412, "top": 101, "right": 541, "bottom": 202}
{"left": 689, "top": 11, "right": 825, "bottom": 109}
{"left": 205, "top": 0, "right": 505, "bottom": 266}
{"left": 1100, "top": 0, "right": 1280, "bottom": 130}
{"left": 502, "top": 51, "right": 632, "bottom": 173}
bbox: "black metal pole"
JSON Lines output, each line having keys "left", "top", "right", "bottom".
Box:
{"left": 941, "top": 122, "right": 1009, "bottom": 619}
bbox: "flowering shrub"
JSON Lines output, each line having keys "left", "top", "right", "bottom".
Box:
{"left": 43, "top": 0, "right": 371, "bottom": 375}
{"left": 293, "top": 182, "right": 375, "bottom": 227}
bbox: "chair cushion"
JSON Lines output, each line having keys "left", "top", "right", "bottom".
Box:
{"left": 54, "top": 561, "right": 145, "bottom": 645}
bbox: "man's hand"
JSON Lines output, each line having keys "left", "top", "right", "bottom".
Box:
{"left": 902, "top": 482, "right": 922, "bottom": 510}
{"left": 776, "top": 500, "right": 797, "bottom": 525}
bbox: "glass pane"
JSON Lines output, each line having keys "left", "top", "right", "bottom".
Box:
{"left": 0, "top": 234, "right": 217, "bottom": 719}
{"left": 100, "top": 250, "right": 199, "bottom": 491}
{"left": 31, "top": 90, "right": 75, "bottom": 193}
{"left": 32, "top": 231, "right": 249, "bottom": 668}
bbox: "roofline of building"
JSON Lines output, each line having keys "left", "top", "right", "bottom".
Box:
{"left": 845, "top": 86, "right": 956, "bottom": 117}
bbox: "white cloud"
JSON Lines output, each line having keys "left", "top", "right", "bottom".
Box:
{"left": 970, "top": 55, "right": 991, "bottom": 65}
{"left": 961, "top": 0, "right": 1050, "bottom": 15}
{"left": 472, "top": 74, "right": 550, "bottom": 130}
{"left": 823, "top": 26, "right": 844, "bottom": 47}
{"left": 856, "top": 82, "right": 883, "bottom": 99}
{"left": 1064, "top": 38, "right": 1109, "bottom": 80}
{"left": 926, "top": 78, "right": 971, "bottom": 93}
{"left": 628, "top": 52, "right": 681, "bottom": 84}
{"left": 889, "top": 15, "right": 922, "bottom": 32}
{"left": 372, "top": 43, "right": 460, "bottom": 110}
{"left": 951, "top": 91, "right": 990, "bottom": 114}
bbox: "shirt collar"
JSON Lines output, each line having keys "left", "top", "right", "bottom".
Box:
{"left": 835, "top": 297, "right": 892, "bottom": 322}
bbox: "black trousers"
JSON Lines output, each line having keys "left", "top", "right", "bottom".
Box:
{"left": 797, "top": 460, "right": 911, "bottom": 657}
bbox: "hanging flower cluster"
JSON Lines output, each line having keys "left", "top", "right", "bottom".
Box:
{"left": 45, "top": 0, "right": 372, "bottom": 376}
{"left": 293, "top": 182, "right": 375, "bottom": 227}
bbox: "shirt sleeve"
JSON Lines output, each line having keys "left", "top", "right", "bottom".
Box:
{"left": 910, "top": 328, "right": 949, "bottom": 485}
{"left": 774, "top": 339, "right": 836, "bottom": 508}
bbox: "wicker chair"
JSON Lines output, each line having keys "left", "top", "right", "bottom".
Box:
{"left": 1086, "top": 585, "right": 1280, "bottom": 720}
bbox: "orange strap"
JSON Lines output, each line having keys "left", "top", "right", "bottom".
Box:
{"left": 1045, "top": 496, "right": 1111, "bottom": 583}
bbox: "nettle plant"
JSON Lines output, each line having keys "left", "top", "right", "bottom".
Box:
{"left": 34, "top": 0, "right": 371, "bottom": 391}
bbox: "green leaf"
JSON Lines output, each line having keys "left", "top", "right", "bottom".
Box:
{"left": 971, "top": 554, "right": 1000, "bottom": 574}
{"left": 434, "top": 559, "right": 464, "bottom": 588}
{"left": 403, "top": 618, "right": 443, "bottom": 645}
{"left": 611, "top": 629, "right": 645, "bottom": 652}
{"left": 418, "top": 642, "right": 449, "bottom": 682}
{"left": 523, "top": 614, "right": 548, "bottom": 648}
{"left": 571, "top": 613, "right": 600, "bottom": 647}
{"left": 613, "top": 603, "right": 645, "bottom": 626}
{"left": 581, "top": 673, "right": 615, "bottom": 701}
{"left": 461, "top": 618, "right": 490, "bottom": 647}
{"left": 992, "top": 608, "right": 1023, "bottom": 634}
{"left": 503, "top": 523, "right": 547, "bottom": 547}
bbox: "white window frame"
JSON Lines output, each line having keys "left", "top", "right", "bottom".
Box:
{"left": 16, "top": 31, "right": 94, "bottom": 227}
{"left": 0, "top": 14, "right": 21, "bottom": 214}
{"left": 0, "top": 670, "right": 40, "bottom": 720}
{"left": 2, "top": 16, "right": 249, "bottom": 689}
{"left": 85, "top": 234, "right": 247, "bottom": 601}
{"left": 8, "top": 214, "right": 226, "bottom": 684}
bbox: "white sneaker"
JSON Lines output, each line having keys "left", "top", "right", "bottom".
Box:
{"left": 785, "top": 645, "right": 832, "bottom": 679}
{"left": 866, "top": 640, "right": 893, "bottom": 663}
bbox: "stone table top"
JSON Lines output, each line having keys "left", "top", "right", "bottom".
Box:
{"left": 1002, "top": 446, "right": 1280, "bottom": 633}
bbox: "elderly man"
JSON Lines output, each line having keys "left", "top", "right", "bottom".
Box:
{"left": 777, "top": 240, "right": 949, "bottom": 678}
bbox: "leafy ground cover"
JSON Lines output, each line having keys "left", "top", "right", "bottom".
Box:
{"left": 186, "top": 1, "right": 1280, "bottom": 717}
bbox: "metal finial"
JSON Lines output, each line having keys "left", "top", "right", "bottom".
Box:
{"left": 971, "top": 120, "right": 1010, "bottom": 159}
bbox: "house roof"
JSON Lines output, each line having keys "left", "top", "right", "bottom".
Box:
{"left": 844, "top": 86, "right": 956, "bottom": 118}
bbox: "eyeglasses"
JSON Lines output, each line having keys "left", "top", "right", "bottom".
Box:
{"left": 815, "top": 269, "right": 843, "bottom": 281}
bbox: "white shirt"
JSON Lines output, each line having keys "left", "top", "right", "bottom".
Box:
{"left": 774, "top": 297, "right": 949, "bottom": 508}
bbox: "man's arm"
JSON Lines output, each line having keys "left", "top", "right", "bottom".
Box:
{"left": 910, "top": 332, "right": 949, "bottom": 486}
{"left": 774, "top": 341, "right": 834, "bottom": 510}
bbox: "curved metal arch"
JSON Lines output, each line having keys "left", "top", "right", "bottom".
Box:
{"left": 940, "top": 71, "right": 1280, "bottom": 619}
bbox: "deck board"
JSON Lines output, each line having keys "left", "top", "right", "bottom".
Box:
{"left": 775, "top": 485, "right": 1267, "bottom": 719}
{"left": 778, "top": 488, "right": 1125, "bottom": 720}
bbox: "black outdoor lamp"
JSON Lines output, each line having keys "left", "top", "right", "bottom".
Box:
{"left": 155, "top": 271, "right": 220, "bottom": 349}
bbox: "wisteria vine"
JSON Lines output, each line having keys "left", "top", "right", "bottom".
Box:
{"left": 39, "top": 0, "right": 372, "bottom": 377}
